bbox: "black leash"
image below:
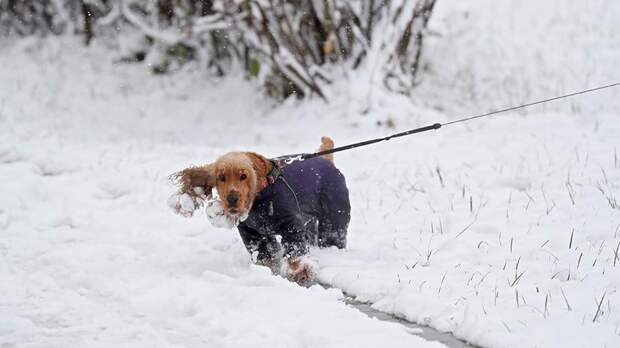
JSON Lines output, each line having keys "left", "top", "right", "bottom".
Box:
{"left": 275, "top": 81, "right": 620, "bottom": 164}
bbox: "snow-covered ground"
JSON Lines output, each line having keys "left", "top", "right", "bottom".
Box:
{"left": 1, "top": 1, "right": 619, "bottom": 347}
{"left": 0, "top": 42, "right": 448, "bottom": 348}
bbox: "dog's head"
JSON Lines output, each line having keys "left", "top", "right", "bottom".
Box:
{"left": 171, "top": 152, "right": 271, "bottom": 221}
{"left": 212, "top": 152, "right": 261, "bottom": 218}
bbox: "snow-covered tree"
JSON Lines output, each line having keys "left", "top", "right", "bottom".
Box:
{"left": 0, "top": 0, "right": 437, "bottom": 100}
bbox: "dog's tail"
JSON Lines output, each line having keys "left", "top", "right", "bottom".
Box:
{"left": 318, "top": 136, "right": 335, "bottom": 164}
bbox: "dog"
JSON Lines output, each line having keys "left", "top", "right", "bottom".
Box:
{"left": 169, "top": 137, "right": 350, "bottom": 284}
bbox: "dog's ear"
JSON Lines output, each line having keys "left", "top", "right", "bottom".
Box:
{"left": 244, "top": 152, "right": 272, "bottom": 180}
{"left": 170, "top": 164, "right": 216, "bottom": 198}
{"left": 168, "top": 164, "right": 216, "bottom": 218}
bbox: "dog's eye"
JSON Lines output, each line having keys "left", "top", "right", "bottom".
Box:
{"left": 218, "top": 174, "right": 226, "bottom": 182}
{"left": 240, "top": 173, "right": 247, "bottom": 181}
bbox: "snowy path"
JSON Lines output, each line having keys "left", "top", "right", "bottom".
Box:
{"left": 333, "top": 286, "right": 473, "bottom": 348}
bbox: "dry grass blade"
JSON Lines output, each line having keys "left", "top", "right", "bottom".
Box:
{"left": 593, "top": 292, "right": 606, "bottom": 322}
{"left": 560, "top": 288, "right": 572, "bottom": 311}
{"left": 456, "top": 219, "right": 476, "bottom": 238}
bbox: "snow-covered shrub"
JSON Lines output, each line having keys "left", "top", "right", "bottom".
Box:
{"left": 0, "top": 0, "right": 437, "bottom": 100}
{"left": 0, "top": 0, "right": 110, "bottom": 43}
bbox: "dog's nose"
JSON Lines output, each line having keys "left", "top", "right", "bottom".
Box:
{"left": 227, "top": 192, "right": 239, "bottom": 207}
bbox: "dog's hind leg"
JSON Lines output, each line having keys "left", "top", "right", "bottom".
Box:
{"left": 318, "top": 136, "right": 335, "bottom": 163}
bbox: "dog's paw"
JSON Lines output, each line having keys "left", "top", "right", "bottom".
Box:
{"left": 168, "top": 192, "right": 201, "bottom": 217}
{"left": 168, "top": 187, "right": 208, "bottom": 218}
{"left": 281, "top": 257, "right": 317, "bottom": 286}
{"left": 205, "top": 199, "right": 236, "bottom": 229}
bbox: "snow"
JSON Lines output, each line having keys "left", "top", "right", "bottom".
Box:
{"left": 0, "top": 39, "right": 445, "bottom": 348}
{"left": 1, "top": 0, "right": 620, "bottom": 347}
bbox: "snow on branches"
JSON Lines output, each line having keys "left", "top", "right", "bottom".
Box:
{"left": 1, "top": 0, "right": 436, "bottom": 99}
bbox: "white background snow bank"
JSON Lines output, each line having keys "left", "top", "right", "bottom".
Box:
{"left": 1, "top": 0, "right": 620, "bottom": 347}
